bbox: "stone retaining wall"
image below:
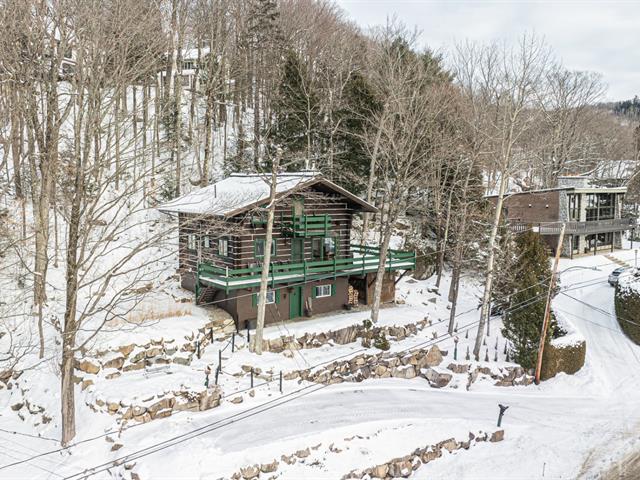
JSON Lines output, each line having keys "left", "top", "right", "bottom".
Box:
{"left": 343, "top": 430, "right": 505, "bottom": 479}
{"left": 75, "top": 321, "right": 232, "bottom": 383}
{"left": 88, "top": 386, "right": 222, "bottom": 424}
{"left": 283, "top": 347, "right": 533, "bottom": 388}
{"left": 260, "top": 319, "right": 430, "bottom": 353}
{"left": 227, "top": 430, "right": 504, "bottom": 480}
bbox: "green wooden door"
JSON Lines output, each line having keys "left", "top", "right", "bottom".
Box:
{"left": 291, "top": 238, "right": 304, "bottom": 263}
{"left": 289, "top": 285, "right": 303, "bottom": 318}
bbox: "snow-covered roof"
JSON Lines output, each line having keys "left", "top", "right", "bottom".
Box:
{"left": 157, "top": 171, "right": 377, "bottom": 216}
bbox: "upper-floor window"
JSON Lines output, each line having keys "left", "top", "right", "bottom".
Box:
{"left": 218, "top": 238, "right": 229, "bottom": 257}
{"left": 187, "top": 234, "right": 197, "bottom": 250}
{"left": 202, "top": 235, "right": 211, "bottom": 249}
{"left": 312, "top": 236, "right": 336, "bottom": 261}
{"left": 585, "top": 192, "right": 615, "bottom": 221}
{"left": 324, "top": 236, "right": 336, "bottom": 259}
{"left": 292, "top": 198, "right": 304, "bottom": 217}
{"left": 568, "top": 194, "right": 580, "bottom": 221}
{"left": 255, "top": 238, "right": 276, "bottom": 259}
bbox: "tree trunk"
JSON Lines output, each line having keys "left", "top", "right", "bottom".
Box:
{"left": 10, "top": 88, "right": 23, "bottom": 199}
{"left": 251, "top": 155, "right": 280, "bottom": 354}
{"left": 114, "top": 91, "right": 121, "bottom": 190}
{"left": 202, "top": 93, "right": 213, "bottom": 185}
{"left": 435, "top": 184, "right": 455, "bottom": 288}
{"left": 473, "top": 171, "right": 509, "bottom": 359}
{"left": 60, "top": 338, "right": 76, "bottom": 446}
{"left": 174, "top": 77, "right": 183, "bottom": 197}
{"left": 362, "top": 123, "right": 383, "bottom": 243}
{"left": 447, "top": 243, "right": 464, "bottom": 334}
{"left": 371, "top": 196, "right": 394, "bottom": 323}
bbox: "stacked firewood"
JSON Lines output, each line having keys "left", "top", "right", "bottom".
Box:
{"left": 348, "top": 285, "right": 359, "bottom": 305}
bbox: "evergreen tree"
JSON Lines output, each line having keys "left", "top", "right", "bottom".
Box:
{"left": 332, "top": 71, "right": 382, "bottom": 193}
{"left": 271, "top": 50, "right": 321, "bottom": 169}
{"left": 501, "top": 231, "right": 554, "bottom": 369}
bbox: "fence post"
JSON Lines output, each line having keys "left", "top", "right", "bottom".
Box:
{"left": 250, "top": 367, "right": 254, "bottom": 388}
{"left": 231, "top": 332, "right": 235, "bottom": 353}
{"left": 246, "top": 324, "right": 250, "bottom": 343}
{"left": 218, "top": 349, "right": 222, "bottom": 370}
{"left": 215, "top": 365, "right": 220, "bottom": 385}
{"left": 196, "top": 340, "right": 201, "bottom": 359}
{"left": 279, "top": 370, "right": 283, "bottom": 393}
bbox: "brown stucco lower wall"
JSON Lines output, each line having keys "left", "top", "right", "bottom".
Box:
{"left": 209, "top": 277, "right": 351, "bottom": 331}
{"left": 181, "top": 272, "right": 197, "bottom": 292}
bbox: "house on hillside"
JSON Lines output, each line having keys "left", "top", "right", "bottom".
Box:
{"left": 158, "top": 172, "right": 415, "bottom": 330}
{"left": 488, "top": 175, "right": 634, "bottom": 257}
{"left": 158, "top": 47, "right": 210, "bottom": 91}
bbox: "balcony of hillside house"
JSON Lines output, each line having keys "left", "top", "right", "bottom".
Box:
{"left": 196, "top": 244, "right": 416, "bottom": 294}
{"left": 509, "top": 218, "right": 635, "bottom": 235}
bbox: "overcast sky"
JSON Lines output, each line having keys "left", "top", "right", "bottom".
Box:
{"left": 337, "top": 0, "right": 639, "bottom": 101}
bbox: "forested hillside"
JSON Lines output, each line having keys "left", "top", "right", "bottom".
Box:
{"left": 1, "top": 0, "right": 640, "bottom": 458}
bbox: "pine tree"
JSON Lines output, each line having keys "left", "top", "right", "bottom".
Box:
{"left": 331, "top": 71, "right": 381, "bottom": 193}
{"left": 501, "top": 231, "right": 554, "bottom": 369}
{"left": 271, "top": 50, "right": 320, "bottom": 169}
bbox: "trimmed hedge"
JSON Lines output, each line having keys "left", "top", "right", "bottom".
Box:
{"left": 540, "top": 340, "right": 586, "bottom": 381}
{"left": 614, "top": 283, "right": 640, "bottom": 345}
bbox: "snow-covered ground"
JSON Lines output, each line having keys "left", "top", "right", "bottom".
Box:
{"left": 2, "top": 249, "right": 640, "bottom": 479}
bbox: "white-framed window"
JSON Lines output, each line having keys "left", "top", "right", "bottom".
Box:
{"left": 187, "top": 234, "right": 197, "bottom": 250}
{"left": 218, "top": 237, "right": 229, "bottom": 256}
{"left": 265, "top": 290, "right": 276, "bottom": 304}
{"left": 255, "top": 238, "right": 276, "bottom": 258}
{"left": 323, "top": 236, "right": 336, "bottom": 259}
{"left": 203, "top": 235, "right": 211, "bottom": 248}
{"left": 315, "top": 284, "right": 332, "bottom": 298}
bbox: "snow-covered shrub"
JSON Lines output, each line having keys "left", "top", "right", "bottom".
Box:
{"left": 614, "top": 269, "right": 640, "bottom": 345}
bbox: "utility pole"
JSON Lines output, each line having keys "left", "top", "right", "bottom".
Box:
{"left": 535, "top": 223, "right": 565, "bottom": 385}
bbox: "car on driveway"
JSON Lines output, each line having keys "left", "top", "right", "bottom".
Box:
{"left": 608, "top": 267, "right": 628, "bottom": 287}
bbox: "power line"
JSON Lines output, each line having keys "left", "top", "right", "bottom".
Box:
{"left": 60, "top": 318, "right": 488, "bottom": 480}
{"left": 0, "top": 256, "right": 627, "bottom": 473}
{"left": 61, "top": 278, "right": 602, "bottom": 480}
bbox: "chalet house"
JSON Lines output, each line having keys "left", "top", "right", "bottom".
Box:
{"left": 158, "top": 172, "right": 416, "bottom": 330}
{"left": 489, "top": 175, "right": 634, "bottom": 257}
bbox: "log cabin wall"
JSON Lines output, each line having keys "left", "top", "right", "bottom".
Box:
{"left": 177, "top": 185, "right": 357, "bottom": 286}
{"left": 178, "top": 212, "right": 245, "bottom": 291}
{"left": 233, "top": 187, "right": 355, "bottom": 269}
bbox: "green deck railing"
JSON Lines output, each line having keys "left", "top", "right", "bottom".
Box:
{"left": 196, "top": 243, "right": 416, "bottom": 294}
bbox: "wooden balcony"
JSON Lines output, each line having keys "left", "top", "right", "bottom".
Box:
{"left": 286, "top": 214, "right": 332, "bottom": 237}
{"left": 196, "top": 244, "right": 416, "bottom": 293}
{"left": 509, "top": 218, "right": 635, "bottom": 235}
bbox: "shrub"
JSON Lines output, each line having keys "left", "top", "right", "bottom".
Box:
{"left": 501, "top": 231, "right": 555, "bottom": 369}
